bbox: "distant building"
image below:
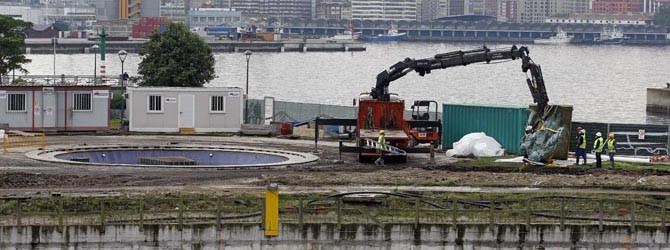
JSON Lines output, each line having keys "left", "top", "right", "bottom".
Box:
{"left": 436, "top": 14, "right": 495, "bottom": 21}
{"left": 419, "top": 0, "right": 449, "bottom": 21}
{"left": 464, "top": 0, "right": 497, "bottom": 16}
{"left": 497, "top": 0, "right": 517, "bottom": 22}
{"left": 187, "top": 8, "right": 242, "bottom": 28}
{"left": 96, "top": 0, "right": 160, "bottom": 21}
{"left": 22, "top": 24, "right": 61, "bottom": 38}
{"left": 351, "top": 0, "right": 417, "bottom": 21}
{"left": 0, "top": 5, "right": 44, "bottom": 24}
{"left": 518, "top": 0, "right": 560, "bottom": 23}
{"left": 44, "top": 7, "right": 96, "bottom": 29}
{"left": 591, "top": 0, "right": 641, "bottom": 14}
{"left": 160, "top": 4, "right": 187, "bottom": 22}
{"left": 315, "top": 0, "right": 348, "bottom": 20}
{"left": 642, "top": 0, "right": 670, "bottom": 13}
{"left": 558, "top": 0, "right": 592, "bottom": 15}
{"left": 545, "top": 13, "right": 654, "bottom": 25}
{"left": 449, "top": 0, "right": 465, "bottom": 15}
{"left": 217, "top": 0, "right": 312, "bottom": 19}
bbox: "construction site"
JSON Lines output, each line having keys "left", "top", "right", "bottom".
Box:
{"left": 2, "top": 46, "right": 670, "bottom": 249}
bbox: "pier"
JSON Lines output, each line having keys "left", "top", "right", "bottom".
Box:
{"left": 23, "top": 39, "right": 366, "bottom": 54}
{"left": 647, "top": 87, "right": 670, "bottom": 115}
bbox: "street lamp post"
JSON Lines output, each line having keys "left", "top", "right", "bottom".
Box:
{"left": 244, "top": 50, "right": 252, "bottom": 124}
{"left": 118, "top": 50, "right": 128, "bottom": 131}
{"left": 91, "top": 45, "right": 99, "bottom": 84}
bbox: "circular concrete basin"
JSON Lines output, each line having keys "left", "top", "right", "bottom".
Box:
{"left": 26, "top": 145, "right": 319, "bottom": 168}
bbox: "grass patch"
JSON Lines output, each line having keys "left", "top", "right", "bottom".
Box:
{"left": 110, "top": 118, "right": 121, "bottom": 129}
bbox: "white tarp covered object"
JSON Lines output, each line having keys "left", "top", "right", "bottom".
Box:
{"left": 446, "top": 132, "right": 504, "bottom": 157}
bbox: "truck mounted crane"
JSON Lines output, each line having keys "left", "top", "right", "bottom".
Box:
{"left": 358, "top": 45, "right": 551, "bottom": 162}
{"left": 316, "top": 46, "right": 560, "bottom": 163}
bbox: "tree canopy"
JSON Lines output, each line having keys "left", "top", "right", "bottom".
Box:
{"left": 0, "top": 15, "right": 32, "bottom": 84}
{"left": 656, "top": 5, "right": 670, "bottom": 27}
{"left": 138, "top": 22, "right": 215, "bottom": 87}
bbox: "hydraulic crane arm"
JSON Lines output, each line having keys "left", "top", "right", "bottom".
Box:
{"left": 372, "top": 45, "right": 549, "bottom": 116}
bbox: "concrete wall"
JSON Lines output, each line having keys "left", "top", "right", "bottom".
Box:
{"left": 1, "top": 223, "right": 668, "bottom": 249}
{"left": 128, "top": 87, "right": 243, "bottom": 133}
{"left": 0, "top": 86, "right": 110, "bottom": 131}
{"left": 647, "top": 87, "right": 670, "bottom": 115}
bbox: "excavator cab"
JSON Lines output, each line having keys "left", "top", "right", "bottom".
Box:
{"left": 411, "top": 100, "right": 438, "bottom": 121}
{"left": 407, "top": 100, "right": 440, "bottom": 147}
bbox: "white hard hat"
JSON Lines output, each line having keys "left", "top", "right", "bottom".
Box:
{"left": 525, "top": 126, "right": 533, "bottom": 131}
{"left": 596, "top": 132, "right": 602, "bottom": 137}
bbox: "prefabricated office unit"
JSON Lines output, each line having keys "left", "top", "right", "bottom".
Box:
{"left": 127, "top": 87, "right": 243, "bottom": 133}
{"left": 0, "top": 86, "right": 110, "bottom": 131}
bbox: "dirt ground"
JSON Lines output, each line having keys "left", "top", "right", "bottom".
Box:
{"left": 2, "top": 135, "right": 670, "bottom": 196}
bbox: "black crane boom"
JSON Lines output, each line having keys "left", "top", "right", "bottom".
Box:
{"left": 371, "top": 45, "right": 549, "bottom": 115}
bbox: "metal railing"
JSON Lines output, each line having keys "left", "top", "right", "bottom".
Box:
{"left": 1, "top": 75, "right": 123, "bottom": 86}
{"left": 1, "top": 193, "right": 669, "bottom": 233}
{"left": 2, "top": 131, "right": 46, "bottom": 154}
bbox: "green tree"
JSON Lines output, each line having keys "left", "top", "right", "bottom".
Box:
{"left": 138, "top": 22, "right": 215, "bottom": 87}
{"left": 656, "top": 5, "right": 670, "bottom": 27}
{"left": 0, "top": 15, "right": 31, "bottom": 85}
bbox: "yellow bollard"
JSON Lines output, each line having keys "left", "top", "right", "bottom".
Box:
{"left": 264, "top": 182, "right": 279, "bottom": 237}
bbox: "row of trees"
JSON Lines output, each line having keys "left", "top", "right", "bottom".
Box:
{"left": 0, "top": 15, "right": 31, "bottom": 85}
{"left": 0, "top": 15, "right": 215, "bottom": 87}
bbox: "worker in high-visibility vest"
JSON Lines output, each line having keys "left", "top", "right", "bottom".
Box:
{"left": 575, "top": 127, "right": 587, "bottom": 165}
{"left": 374, "top": 130, "right": 386, "bottom": 166}
{"left": 593, "top": 132, "right": 604, "bottom": 169}
{"left": 605, "top": 132, "right": 617, "bottom": 169}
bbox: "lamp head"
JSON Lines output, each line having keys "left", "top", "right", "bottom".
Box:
{"left": 118, "top": 50, "right": 128, "bottom": 62}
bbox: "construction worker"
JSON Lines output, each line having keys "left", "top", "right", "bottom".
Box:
{"left": 606, "top": 132, "right": 617, "bottom": 169}
{"left": 593, "top": 132, "right": 604, "bottom": 168}
{"left": 575, "top": 127, "right": 587, "bottom": 165}
{"left": 374, "top": 130, "right": 386, "bottom": 166}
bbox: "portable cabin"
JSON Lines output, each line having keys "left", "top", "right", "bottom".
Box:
{"left": 127, "top": 87, "right": 243, "bottom": 133}
{"left": 0, "top": 85, "right": 111, "bottom": 131}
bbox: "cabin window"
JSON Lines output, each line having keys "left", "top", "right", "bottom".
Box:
{"left": 7, "top": 93, "right": 26, "bottom": 112}
{"left": 210, "top": 96, "right": 225, "bottom": 112}
{"left": 148, "top": 95, "right": 163, "bottom": 112}
{"left": 73, "top": 93, "right": 92, "bottom": 111}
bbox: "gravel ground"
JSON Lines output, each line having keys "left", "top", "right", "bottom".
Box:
{"left": 1, "top": 135, "right": 670, "bottom": 196}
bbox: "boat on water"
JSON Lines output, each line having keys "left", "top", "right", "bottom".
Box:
{"left": 328, "top": 30, "right": 361, "bottom": 41}
{"left": 534, "top": 28, "right": 573, "bottom": 44}
{"left": 594, "top": 25, "right": 627, "bottom": 44}
{"left": 364, "top": 28, "right": 406, "bottom": 42}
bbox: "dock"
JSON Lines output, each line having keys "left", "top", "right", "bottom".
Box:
{"left": 647, "top": 86, "right": 670, "bottom": 115}
{"left": 23, "top": 38, "right": 366, "bottom": 54}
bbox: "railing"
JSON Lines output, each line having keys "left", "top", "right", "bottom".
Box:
{"left": 2, "top": 131, "right": 46, "bottom": 154}
{"left": 1, "top": 193, "right": 669, "bottom": 233}
{"left": 1, "top": 75, "right": 123, "bottom": 86}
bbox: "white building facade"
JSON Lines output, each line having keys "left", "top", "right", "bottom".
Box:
{"left": 351, "top": 0, "right": 418, "bottom": 21}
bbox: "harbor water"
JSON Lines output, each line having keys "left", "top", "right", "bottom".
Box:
{"left": 19, "top": 42, "right": 670, "bottom": 124}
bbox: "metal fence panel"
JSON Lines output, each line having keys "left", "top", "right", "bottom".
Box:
{"left": 570, "top": 122, "right": 670, "bottom": 156}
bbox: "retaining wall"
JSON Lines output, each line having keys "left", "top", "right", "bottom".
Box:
{"left": 1, "top": 223, "right": 669, "bottom": 249}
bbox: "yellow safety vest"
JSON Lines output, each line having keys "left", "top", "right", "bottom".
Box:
{"left": 594, "top": 137, "right": 604, "bottom": 153}
{"left": 607, "top": 139, "right": 616, "bottom": 153}
{"left": 579, "top": 134, "right": 586, "bottom": 149}
{"left": 378, "top": 135, "right": 386, "bottom": 148}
